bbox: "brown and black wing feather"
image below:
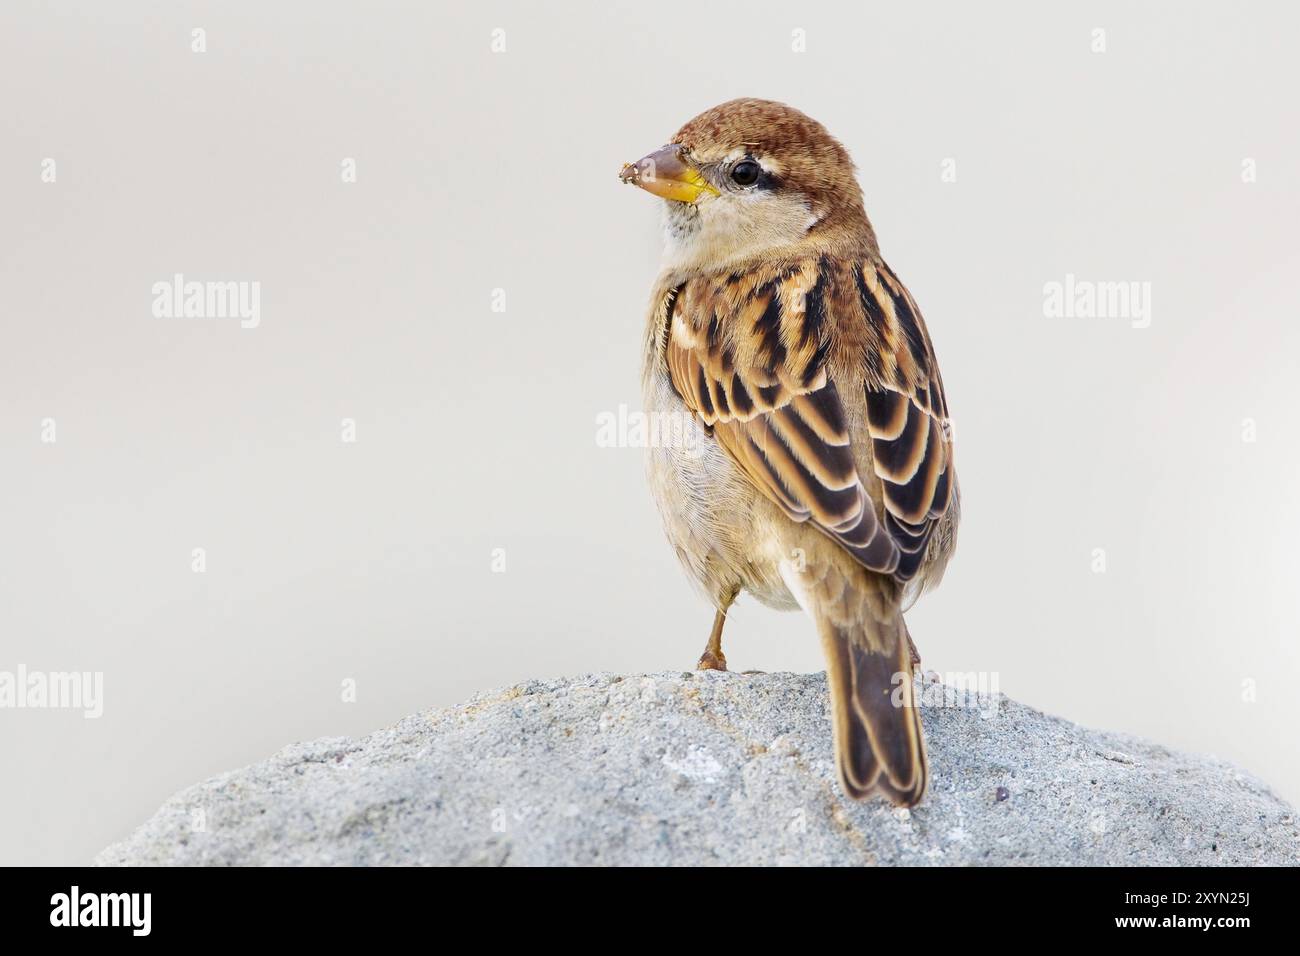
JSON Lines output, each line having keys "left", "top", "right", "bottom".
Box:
{"left": 663, "top": 256, "right": 954, "bottom": 584}
{"left": 856, "top": 261, "right": 956, "bottom": 583}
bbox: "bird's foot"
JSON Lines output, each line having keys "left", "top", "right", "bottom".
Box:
{"left": 696, "top": 648, "right": 727, "bottom": 671}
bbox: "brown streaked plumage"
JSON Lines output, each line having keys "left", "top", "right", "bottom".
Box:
{"left": 620, "top": 99, "right": 959, "bottom": 806}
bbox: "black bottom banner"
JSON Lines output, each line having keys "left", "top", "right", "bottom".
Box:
{"left": 0, "top": 864, "right": 1284, "bottom": 941}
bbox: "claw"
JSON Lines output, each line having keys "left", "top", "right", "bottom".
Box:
{"left": 696, "top": 649, "right": 727, "bottom": 672}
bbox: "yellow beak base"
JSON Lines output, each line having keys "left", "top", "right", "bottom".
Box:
{"left": 619, "top": 145, "right": 718, "bottom": 203}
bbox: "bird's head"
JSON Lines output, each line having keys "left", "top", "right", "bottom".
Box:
{"left": 619, "top": 98, "right": 877, "bottom": 272}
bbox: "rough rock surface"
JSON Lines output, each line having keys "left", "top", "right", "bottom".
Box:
{"left": 96, "top": 672, "right": 1299, "bottom": 866}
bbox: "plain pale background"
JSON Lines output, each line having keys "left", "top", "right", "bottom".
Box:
{"left": 2, "top": 0, "right": 1298, "bottom": 866}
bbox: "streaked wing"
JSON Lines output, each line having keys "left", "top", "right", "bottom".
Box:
{"left": 857, "top": 261, "right": 955, "bottom": 580}
{"left": 663, "top": 256, "right": 954, "bottom": 583}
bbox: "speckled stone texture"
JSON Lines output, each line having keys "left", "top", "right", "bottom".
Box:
{"left": 96, "top": 672, "right": 1299, "bottom": 866}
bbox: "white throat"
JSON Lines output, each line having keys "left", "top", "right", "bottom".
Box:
{"left": 660, "top": 193, "right": 820, "bottom": 273}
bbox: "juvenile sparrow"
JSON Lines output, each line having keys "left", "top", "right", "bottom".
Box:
{"left": 619, "top": 99, "right": 959, "bottom": 806}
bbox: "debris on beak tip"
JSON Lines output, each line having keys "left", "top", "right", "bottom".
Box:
{"left": 619, "top": 161, "right": 641, "bottom": 185}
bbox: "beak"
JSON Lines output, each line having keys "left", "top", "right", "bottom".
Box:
{"left": 619, "top": 145, "right": 719, "bottom": 203}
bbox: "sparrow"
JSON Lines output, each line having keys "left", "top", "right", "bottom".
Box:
{"left": 619, "top": 99, "right": 959, "bottom": 806}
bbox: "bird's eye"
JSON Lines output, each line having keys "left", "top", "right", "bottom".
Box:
{"left": 730, "top": 160, "right": 761, "bottom": 186}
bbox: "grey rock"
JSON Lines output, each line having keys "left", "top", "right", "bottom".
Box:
{"left": 95, "top": 672, "right": 1300, "bottom": 866}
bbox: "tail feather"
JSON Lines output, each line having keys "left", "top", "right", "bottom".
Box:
{"left": 820, "top": 616, "right": 928, "bottom": 806}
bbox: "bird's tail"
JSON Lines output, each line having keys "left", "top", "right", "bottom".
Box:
{"left": 818, "top": 611, "right": 928, "bottom": 806}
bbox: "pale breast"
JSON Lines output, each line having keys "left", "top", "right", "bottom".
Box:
{"left": 642, "top": 371, "right": 798, "bottom": 611}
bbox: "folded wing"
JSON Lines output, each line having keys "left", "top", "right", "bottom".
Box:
{"left": 663, "top": 256, "right": 954, "bottom": 584}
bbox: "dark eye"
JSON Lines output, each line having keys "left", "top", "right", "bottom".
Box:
{"left": 730, "top": 160, "right": 761, "bottom": 186}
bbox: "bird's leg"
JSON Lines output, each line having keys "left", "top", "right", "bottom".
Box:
{"left": 903, "top": 620, "right": 939, "bottom": 684}
{"left": 697, "top": 589, "right": 737, "bottom": 671}
{"left": 904, "top": 620, "right": 922, "bottom": 670}
{"left": 697, "top": 609, "right": 730, "bottom": 671}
